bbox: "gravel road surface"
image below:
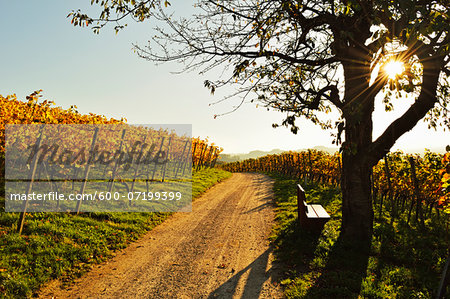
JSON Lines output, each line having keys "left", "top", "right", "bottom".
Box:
{"left": 38, "top": 173, "right": 283, "bottom": 298}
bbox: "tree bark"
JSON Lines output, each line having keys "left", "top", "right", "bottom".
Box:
{"left": 341, "top": 153, "right": 374, "bottom": 246}
{"left": 339, "top": 52, "right": 377, "bottom": 247}
{"left": 340, "top": 103, "right": 375, "bottom": 247}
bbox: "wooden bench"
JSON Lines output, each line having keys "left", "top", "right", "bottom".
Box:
{"left": 297, "top": 184, "right": 330, "bottom": 231}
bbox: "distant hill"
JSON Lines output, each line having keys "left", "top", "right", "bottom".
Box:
{"left": 218, "top": 145, "right": 448, "bottom": 163}
{"left": 399, "top": 147, "right": 448, "bottom": 154}
{"left": 219, "top": 146, "right": 339, "bottom": 163}
{"left": 310, "top": 146, "right": 340, "bottom": 154}
{"left": 219, "top": 149, "right": 284, "bottom": 163}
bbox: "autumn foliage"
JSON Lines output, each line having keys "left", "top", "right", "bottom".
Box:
{"left": 222, "top": 150, "right": 449, "bottom": 216}
{"left": 438, "top": 153, "right": 450, "bottom": 212}
{"left": 0, "top": 91, "right": 223, "bottom": 183}
{"left": 191, "top": 137, "right": 223, "bottom": 169}
{"left": 0, "top": 91, "right": 123, "bottom": 153}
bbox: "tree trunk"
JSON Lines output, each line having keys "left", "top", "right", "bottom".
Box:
{"left": 341, "top": 137, "right": 374, "bottom": 247}
{"left": 339, "top": 55, "right": 376, "bottom": 248}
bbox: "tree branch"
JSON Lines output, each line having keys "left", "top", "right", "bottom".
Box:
{"left": 368, "top": 56, "right": 445, "bottom": 165}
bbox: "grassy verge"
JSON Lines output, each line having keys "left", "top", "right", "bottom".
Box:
{"left": 192, "top": 167, "right": 232, "bottom": 199}
{"left": 269, "top": 174, "right": 448, "bottom": 298}
{"left": 0, "top": 167, "right": 231, "bottom": 298}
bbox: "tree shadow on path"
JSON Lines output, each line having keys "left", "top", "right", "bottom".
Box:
{"left": 207, "top": 247, "right": 280, "bottom": 298}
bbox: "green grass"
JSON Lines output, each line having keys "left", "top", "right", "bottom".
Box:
{"left": 269, "top": 174, "right": 449, "bottom": 298}
{"left": 0, "top": 167, "right": 231, "bottom": 298}
{"left": 192, "top": 167, "right": 232, "bottom": 198}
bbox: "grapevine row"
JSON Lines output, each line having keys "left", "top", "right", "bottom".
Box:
{"left": 0, "top": 91, "right": 223, "bottom": 175}
{"left": 221, "top": 150, "right": 449, "bottom": 220}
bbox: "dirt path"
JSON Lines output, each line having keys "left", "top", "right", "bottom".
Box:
{"left": 38, "top": 173, "right": 283, "bottom": 299}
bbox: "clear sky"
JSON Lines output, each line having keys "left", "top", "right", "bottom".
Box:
{"left": 1, "top": 1, "right": 448, "bottom": 154}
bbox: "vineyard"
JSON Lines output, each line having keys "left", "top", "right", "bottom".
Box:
{"left": 0, "top": 91, "right": 223, "bottom": 189}
{"left": 221, "top": 149, "right": 450, "bottom": 222}
{"left": 221, "top": 149, "right": 450, "bottom": 297}
{"left": 0, "top": 91, "right": 230, "bottom": 298}
{"left": 0, "top": 91, "right": 224, "bottom": 230}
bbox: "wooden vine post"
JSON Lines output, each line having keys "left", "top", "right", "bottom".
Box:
{"left": 211, "top": 147, "right": 219, "bottom": 168}
{"left": 191, "top": 141, "right": 198, "bottom": 168}
{"left": 108, "top": 129, "right": 127, "bottom": 193}
{"left": 384, "top": 155, "right": 395, "bottom": 222}
{"left": 17, "top": 125, "right": 45, "bottom": 234}
{"left": 151, "top": 137, "right": 165, "bottom": 181}
{"left": 181, "top": 141, "right": 192, "bottom": 176}
{"left": 76, "top": 127, "right": 99, "bottom": 214}
{"left": 174, "top": 139, "right": 189, "bottom": 178}
{"left": 161, "top": 137, "right": 172, "bottom": 182}
{"left": 130, "top": 133, "right": 148, "bottom": 193}
{"left": 409, "top": 156, "right": 423, "bottom": 226}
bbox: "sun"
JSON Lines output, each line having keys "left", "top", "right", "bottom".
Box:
{"left": 384, "top": 60, "right": 404, "bottom": 79}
